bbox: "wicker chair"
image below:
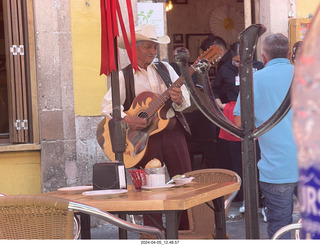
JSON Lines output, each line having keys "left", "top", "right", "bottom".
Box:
{"left": 0, "top": 195, "right": 165, "bottom": 240}
{"left": 178, "top": 168, "right": 241, "bottom": 239}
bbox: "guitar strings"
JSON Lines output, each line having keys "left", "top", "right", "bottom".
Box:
{"left": 142, "top": 77, "right": 183, "bottom": 119}
{"left": 138, "top": 49, "right": 220, "bottom": 119}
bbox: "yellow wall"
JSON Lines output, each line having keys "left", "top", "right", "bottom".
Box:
{"left": 0, "top": 151, "right": 41, "bottom": 195}
{"left": 297, "top": 0, "right": 320, "bottom": 18}
{"left": 70, "top": 1, "right": 107, "bottom": 116}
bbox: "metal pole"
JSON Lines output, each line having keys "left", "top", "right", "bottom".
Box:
{"left": 239, "top": 52, "right": 260, "bottom": 239}
{"left": 109, "top": 37, "right": 127, "bottom": 238}
{"left": 109, "top": 37, "right": 126, "bottom": 162}
{"left": 239, "top": 24, "right": 266, "bottom": 239}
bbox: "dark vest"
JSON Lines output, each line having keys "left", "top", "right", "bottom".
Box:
{"left": 122, "top": 63, "right": 191, "bottom": 134}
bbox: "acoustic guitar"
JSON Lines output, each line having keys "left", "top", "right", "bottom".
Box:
{"left": 97, "top": 46, "right": 221, "bottom": 168}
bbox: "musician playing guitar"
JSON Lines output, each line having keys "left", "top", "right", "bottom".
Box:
{"left": 101, "top": 24, "right": 192, "bottom": 178}
{"left": 99, "top": 25, "right": 221, "bottom": 172}
{"left": 101, "top": 24, "right": 192, "bottom": 230}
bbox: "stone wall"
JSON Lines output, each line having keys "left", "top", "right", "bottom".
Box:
{"left": 34, "top": 0, "right": 77, "bottom": 192}
{"left": 75, "top": 116, "right": 109, "bottom": 186}
{"left": 35, "top": 0, "right": 127, "bottom": 192}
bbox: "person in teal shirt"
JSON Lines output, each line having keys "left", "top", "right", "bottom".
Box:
{"left": 233, "top": 33, "right": 298, "bottom": 239}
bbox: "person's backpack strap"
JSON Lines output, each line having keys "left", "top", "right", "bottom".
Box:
{"left": 122, "top": 64, "right": 135, "bottom": 112}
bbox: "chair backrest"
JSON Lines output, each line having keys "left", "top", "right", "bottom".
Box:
{"left": 184, "top": 168, "right": 241, "bottom": 237}
{"left": 0, "top": 195, "right": 74, "bottom": 239}
{"left": 271, "top": 219, "right": 302, "bottom": 239}
{"left": 69, "top": 201, "right": 165, "bottom": 239}
{"left": 0, "top": 195, "right": 165, "bottom": 240}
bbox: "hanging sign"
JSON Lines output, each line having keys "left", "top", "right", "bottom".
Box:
{"left": 137, "top": 3, "right": 165, "bottom": 37}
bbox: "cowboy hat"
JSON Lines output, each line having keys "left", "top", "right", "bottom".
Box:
{"left": 118, "top": 24, "right": 170, "bottom": 49}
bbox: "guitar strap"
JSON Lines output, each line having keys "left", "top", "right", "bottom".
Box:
{"left": 154, "top": 62, "right": 191, "bottom": 135}
{"left": 154, "top": 62, "right": 172, "bottom": 88}
{"left": 122, "top": 62, "right": 191, "bottom": 134}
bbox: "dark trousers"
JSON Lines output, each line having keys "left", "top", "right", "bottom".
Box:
{"left": 216, "top": 138, "right": 243, "bottom": 200}
{"left": 260, "top": 182, "right": 297, "bottom": 239}
{"left": 137, "top": 118, "right": 192, "bottom": 176}
{"left": 216, "top": 138, "right": 263, "bottom": 203}
{"left": 136, "top": 119, "right": 192, "bottom": 230}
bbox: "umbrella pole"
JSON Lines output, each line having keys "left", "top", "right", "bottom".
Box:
{"left": 108, "top": 37, "right": 126, "bottom": 163}
{"left": 109, "top": 37, "right": 127, "bottom": 239}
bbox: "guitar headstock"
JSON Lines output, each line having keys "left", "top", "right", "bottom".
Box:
{"left": 194, "top": 58, "right": 211, "bottom": 74}
{"left": 194, "top": 45, "right": 221, "bottom": 66}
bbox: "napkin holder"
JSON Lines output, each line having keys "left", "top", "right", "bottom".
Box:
{"left": 93, "top": 162, "right": 127, "bottom": 190}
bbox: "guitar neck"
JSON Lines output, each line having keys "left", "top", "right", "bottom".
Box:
{"left": 144, "top": 65, "right": 196, "bottom": 118}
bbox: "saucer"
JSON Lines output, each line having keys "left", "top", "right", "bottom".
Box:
{"left": 174, "top": 177, "right": 194, "bottom": 185}
{"left": 58, "top": 186, "right": 93, "bottom": 194}
{"left": 82, "top": 189, "right": 128, "bottom": 198}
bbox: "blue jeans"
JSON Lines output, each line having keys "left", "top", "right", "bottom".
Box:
{"left": 259, "top": 181, "right": 297, "bottom": 239}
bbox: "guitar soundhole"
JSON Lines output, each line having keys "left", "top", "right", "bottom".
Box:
{"left": 138, "top": 112, "right": 149, "bottom": 119}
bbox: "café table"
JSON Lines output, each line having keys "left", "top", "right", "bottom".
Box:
{"left": 45, "top": 181, "right": 239, "bottom": 239}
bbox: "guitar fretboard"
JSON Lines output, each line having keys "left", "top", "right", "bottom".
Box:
{"left": 137, "top": 45, "right": 220, "bottom": 120}
{"left": 142, "top": 66, "right": 195, "bottom": 119}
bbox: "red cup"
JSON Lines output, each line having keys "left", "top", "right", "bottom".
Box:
{"left": 138, "top": 169, "right": 147, "bottom": 186}
{"left": 129, "top": 170, "right": 146, "bottom": 189}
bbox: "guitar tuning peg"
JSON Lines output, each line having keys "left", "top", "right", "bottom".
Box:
{"left": 214, "top": 56, "right": 221, "bottom": 63}
{"left": 194, "top": 58, "right": 210, "bottom": 74}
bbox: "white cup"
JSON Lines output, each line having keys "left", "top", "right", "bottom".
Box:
{"left": 146, "top": 174, "right": 165, "bottom": 187}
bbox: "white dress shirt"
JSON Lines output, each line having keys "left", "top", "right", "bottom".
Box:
{"left": 101, "top": 61, "right": 191, "bottom": 119}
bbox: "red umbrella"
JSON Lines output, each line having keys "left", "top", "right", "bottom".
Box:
{"left": 99, "top": 0, "right": 137, "bottom": 162}
{"left": 100, "top": 0, "right": 137, "bottom": 76}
